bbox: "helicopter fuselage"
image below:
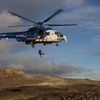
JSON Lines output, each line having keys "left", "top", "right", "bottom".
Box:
{"left": 25, "top": 29, "right": 67, "bottom": 44}
{"left": 0, "top": 28, "right": 67, "bottom": 47}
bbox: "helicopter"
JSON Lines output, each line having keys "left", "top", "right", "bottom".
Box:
{"left": 0, "top": 9, "right": 77, "bottom": 48}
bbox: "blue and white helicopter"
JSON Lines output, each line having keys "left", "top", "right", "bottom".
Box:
{"left": 0, "top": 9, "right": 77, "bottom": 56}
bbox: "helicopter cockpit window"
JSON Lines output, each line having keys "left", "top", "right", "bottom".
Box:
{"left": 55, "top": 32, "right": 60, "bottom": 35}
{"left": 55, "top": 32, "right": 58, "bottom": 35}
{"left": 55, "top": 32, "right": 63, "bottom": 37}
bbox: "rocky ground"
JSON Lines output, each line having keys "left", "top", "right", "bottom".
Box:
{"left": 0, "top": 68, "right": 100, "bottom": 100}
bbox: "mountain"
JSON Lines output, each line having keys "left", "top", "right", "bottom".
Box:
{"left": 0, "top": 68, "right": 68, "bottom": 88}
{"left": 0, "top": 68, "right": 100, "bottom": 100}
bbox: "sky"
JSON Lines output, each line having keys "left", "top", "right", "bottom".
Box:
{"left": 0, "top": 0, "right": 100, "bottom": 80}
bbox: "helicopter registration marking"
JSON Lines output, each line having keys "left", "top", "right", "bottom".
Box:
{"left": 16, "top": 35, "right": 26, "bottom": 37}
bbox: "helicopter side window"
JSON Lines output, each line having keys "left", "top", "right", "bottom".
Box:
{"left": 55, "top": 32, "right": 58, "bottom": 35}
{"left": 46, "top": 32, "right": 50, "bottom": 35}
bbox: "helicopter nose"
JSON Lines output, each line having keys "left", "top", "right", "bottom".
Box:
{"left": 63, "top": 35, "right": 67, "bottom": 42}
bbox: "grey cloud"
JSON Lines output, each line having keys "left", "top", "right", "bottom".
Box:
{"left": 0, "top": 0, "right": 65, "bottom": 31}
{"left": 64, "top": 0, "right": 84, "bottom": 7}
{"left": 0, "top": 40, "right": 86, "bottom": 76}
{"left": 0, "top": 10, "right": 23, "bottom": 32}
{"left": 0, "top": 0, "right": 93, "bottom": 77}
{"left": 0, "top": 0, "right": 63, "bottom": 20}
{"left": 0, "top": 55, "right": 85, "bottom": 76}
{"left": 0, "top": 0, "right": 86, "bottom": 22}
{"left": 88, "top": 0, "right": 100, "bottom": 6}
{"left": 0, "top": 10, "right": 21, "bottom": 27}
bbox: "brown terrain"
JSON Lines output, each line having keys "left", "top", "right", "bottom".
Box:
{"left": 0, "top": 68, "right": 100, "bottom": 100}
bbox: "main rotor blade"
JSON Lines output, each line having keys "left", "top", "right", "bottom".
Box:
{"left": 45, "top": 24, "right": 77, "bottom": 26}
{"left": 43, "top": 9, "right": 63, "bottom": 23}
{"left": 8, "top": 25, "right": 34, "bottom": 27}
{"left": 8, "top": 11, "right": 37, "bottom": 24}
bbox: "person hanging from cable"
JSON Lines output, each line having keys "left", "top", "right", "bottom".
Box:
{"left": 38, "top": 49, "right": 44, "bottom": 57}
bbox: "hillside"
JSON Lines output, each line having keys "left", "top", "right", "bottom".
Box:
{"left": 0, "top": 68, "right": 100, "bottom": 100}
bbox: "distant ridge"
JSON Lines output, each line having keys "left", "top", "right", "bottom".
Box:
{"left": 0, "top": 68, "right": 99, "bottom": 89}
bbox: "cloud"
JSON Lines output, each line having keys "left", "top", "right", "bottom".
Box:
{"left": 0, "top": 0, "right": 63, "bottom": 20}
{"left": 92, "top": 34, "right": 100, "bottom": 44}
{"left": 0, "top": 10, "right": 21, "bottom": 27}
{"left": 59, "top": 0, "right": 100, "bottom": 33}
{"left": 88, "top": 0, "right": 100, "bottom": 6}
{"left": 0, "top": 0, "right": 97, "bottom": 78}
{"left": 0, "top": 56, "right": 85, "bottom": 76}
{"left": 0, "top": 39, "right": 87, "bottom": 76}
{"left": 0, "top": 0, "right": 90, "bottom": 23}
{"left": 0, "top": 10, "right": 23, "bottom": 32}
{"left": 0, "top": 0, "right": 99, "bottom": 32}
{"left": 65, "top": 0, "right": 84, "bottom": 7}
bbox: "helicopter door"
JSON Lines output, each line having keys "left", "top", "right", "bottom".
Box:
{"left": 27, "top": 32, "right": 36, "bottom": 38}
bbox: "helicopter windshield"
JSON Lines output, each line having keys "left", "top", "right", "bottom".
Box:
{"left": 55, "top": 31, "right": 63, "bottom": 37}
